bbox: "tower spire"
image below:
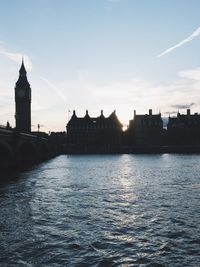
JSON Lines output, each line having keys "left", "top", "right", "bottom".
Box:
{"left": 19, "top": 56, "right": 27, "bottom": 76}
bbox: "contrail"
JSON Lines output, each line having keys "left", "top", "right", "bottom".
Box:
{"left": 158, "top": 26, "right": 200, "bottom": 58}
{"left": 40, "top": 77, "right": 69, "bottom": 105}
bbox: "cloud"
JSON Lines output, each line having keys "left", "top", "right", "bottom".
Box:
{"left": 55, "top": 68, "right": 200, "bottom": 126}
{"left": 0, "top": 46, "right": 32, "bottom": 70}
{"left": 0, "top": 94, "right": 14, "bottom": 126}
{"left": 171, "top": 103, "right": 195, "bottom": 110}
{"left": 24, "top": 67, "right": 200, "bottom": 130}
{"left": 179, "top": 68, "right": 200, "bottom": 80}
{"left": 2, "top": 59, "right": 200, "bottom": 131}
{"left": 157, "top": 26, "right": 200, "bottom": 58}
{"left": 0, "top": 95, "right": 13, "bottom": 109}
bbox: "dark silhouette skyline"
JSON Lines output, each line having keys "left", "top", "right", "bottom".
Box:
{"left": 1, "top": 60, "right": 200, "bottom": 161}
{"left": 66, "top": 107, "right": 200, "bottom": 153}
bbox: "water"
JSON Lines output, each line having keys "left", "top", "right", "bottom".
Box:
{"left": 0, "top": 154, "right": 200, "bottom": 267}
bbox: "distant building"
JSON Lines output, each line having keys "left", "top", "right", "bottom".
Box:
{"left": 15, "top": 59, "right": 31, "bottom": 133}
{"left": 127, "top": 109, "right": 163, "bottom": 146}
{"left": 66, "top": 110, "right": 122, "bottom": 147}
{"left": 167, "top": 109, "right": 200, "bottom": 145}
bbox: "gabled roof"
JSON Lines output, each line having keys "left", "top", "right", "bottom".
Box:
{"left": 132, "top": 113, "right": 163, "bottom": 127}
{"left": 67, "top": 110, "right": 122, "bottom": 128}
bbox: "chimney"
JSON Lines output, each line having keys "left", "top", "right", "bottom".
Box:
{"left": 86, "top": 110, "right": 89, "bottom": 116}
{"left": 101, "top": 110, "right": 103, "bottom": 116}
{"left": 73, "top": 110, "right": 76, "bottom": 115}
{"left": 149, "top": 109, "right": 152, "bottom": 116}
{"left": 134, "top": 110, "right": 136, "bottom": 118}
{"left": 187, "top": 109, "right": 190, "bottom": 116}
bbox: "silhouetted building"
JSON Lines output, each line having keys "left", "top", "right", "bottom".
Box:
{"left": 50, "top": 131, "right": 67, "bottom": 145}
{"left": 67, "top": 110, "right": 122, "bottom": 147}
{"left": 167, "top": 109, "right": 200, "bottom": 145}
{"left": 127, "top": 109, "right": 163, "bottom": 146}
{"left": 15, "top": 59, "right": 31, "bottom": 133}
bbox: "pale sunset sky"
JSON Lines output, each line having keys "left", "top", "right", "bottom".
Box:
{"left": 0, "top": 0, "right": 200, "bottom": 132}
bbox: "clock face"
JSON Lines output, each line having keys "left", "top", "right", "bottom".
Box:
{"left": 17, "top": 89, "right": 25, "bottom": 97}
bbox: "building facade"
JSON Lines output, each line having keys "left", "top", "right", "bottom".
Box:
{"left": 127, "top": 109, "right": 163, "bottom": 146}
{"left": 167, "top": 109, "right": 200, "bottom": 146}
{"left": 67, "top": 110, "right": 122, "bottom": 148}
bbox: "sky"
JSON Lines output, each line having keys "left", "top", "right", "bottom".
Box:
{"left": 1, "top": 0, "right": 200, "bottom": 132}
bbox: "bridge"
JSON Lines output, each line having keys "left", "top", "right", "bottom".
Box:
{"left": 0, "top": 127, "right": 63, "bottom": 169}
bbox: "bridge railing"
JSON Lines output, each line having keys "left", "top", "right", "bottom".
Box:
{"left": 0, "top": 125, "right": 12, "bottom": 129}
{"left": 19, "top": 132, "right": 48, "bottom": 141}
{"left": 0, "top": 128, "right": 14, "bottom": 134}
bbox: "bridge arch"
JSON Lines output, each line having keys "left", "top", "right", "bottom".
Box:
{"left": 19, "top": 142, "right": 38, "bottom": 166}
{"left": 0, "top": 142, "right": 14, "bottom": 168}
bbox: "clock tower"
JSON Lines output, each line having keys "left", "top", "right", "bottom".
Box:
{"left": 15, "top": 59, "right": 31, "bottom": 133}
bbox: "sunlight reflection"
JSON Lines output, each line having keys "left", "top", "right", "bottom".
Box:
{"left": 118, "top": 155, "right": 137, "bottom": 202}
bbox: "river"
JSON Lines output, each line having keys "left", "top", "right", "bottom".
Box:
{"left": 0, "top": 154, "right": 199, "bottom": 266}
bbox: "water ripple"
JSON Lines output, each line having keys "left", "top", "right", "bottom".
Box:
{"left": 0, "top": 154, "right": 200, "bottom": 266}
